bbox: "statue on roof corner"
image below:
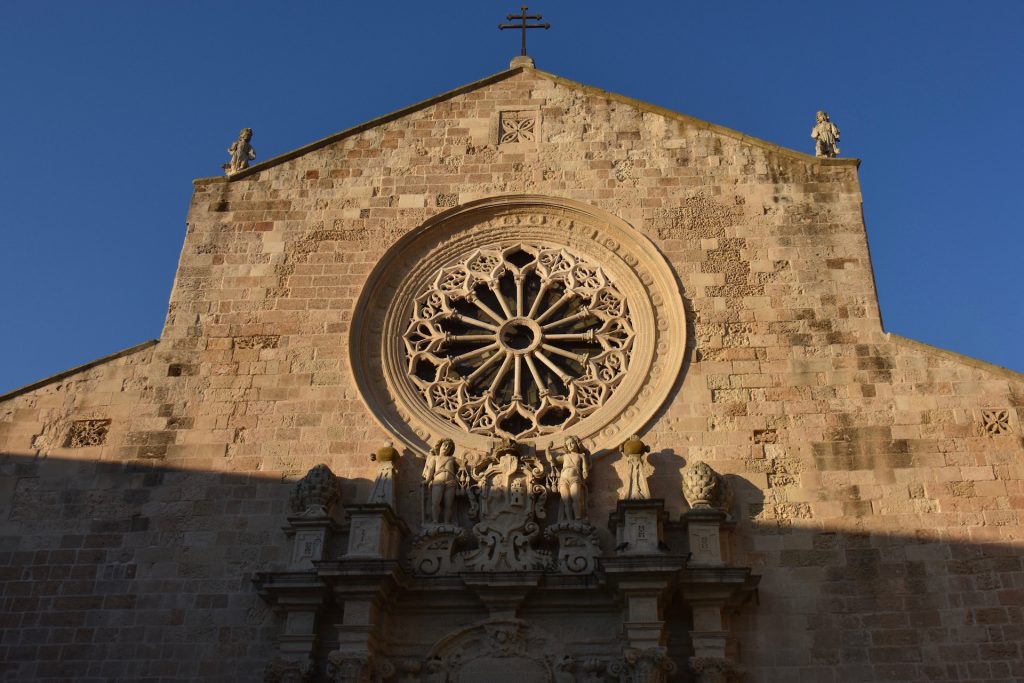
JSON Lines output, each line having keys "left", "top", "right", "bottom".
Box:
{"left": 223, "top": 127, "right": 256, "bottom": 175}
{"left": 811, "top": 111, "right": 840, "bottom": 158}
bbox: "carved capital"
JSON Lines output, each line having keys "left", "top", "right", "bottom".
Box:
{"left": 689, "top": 656, "right": 743, "bottom": 683}
{"left": 326, "top": 651, "right": 394, "bottom": 683}
{"left": 263, "top": 656, "right": 312, "bottom": 683}
{"left": 611, "top": 647, "right": 677, "bottom": 683}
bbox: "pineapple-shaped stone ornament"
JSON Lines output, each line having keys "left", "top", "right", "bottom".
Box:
{"left": 290, "top": 463, "right": 342, "bottom": 517}
{"left": 681, "top": 460, "right": 722, "bottom": 509}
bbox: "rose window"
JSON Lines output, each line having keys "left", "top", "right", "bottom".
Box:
{"left": 403, "top": 244, "right": 635, "bottom": 439}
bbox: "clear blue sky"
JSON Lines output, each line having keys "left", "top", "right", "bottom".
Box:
{"left": 2, "top": 1, "right": 1022, "bottom": 393}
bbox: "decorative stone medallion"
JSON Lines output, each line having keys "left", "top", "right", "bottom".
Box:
{"left": 350, "top": 195, "right": 687, "bottom": 453}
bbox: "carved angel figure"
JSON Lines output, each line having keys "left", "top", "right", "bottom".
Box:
{"left": 547, "top": 436, "right": 590, "bottom": 522}
{"left": 224, "top": 127, "right": 256, "bottom": 174}
{"left": 422, "top": 438, "right": 459, "bottom": 524}
{"left": 811, "top": 111, "right": 840, "bottom": 158}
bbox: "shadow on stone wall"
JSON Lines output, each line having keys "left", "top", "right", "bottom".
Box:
{"left": 1, "top": 453, "right": 1022, "bottom": 682}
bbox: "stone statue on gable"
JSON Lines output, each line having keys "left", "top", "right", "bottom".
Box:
{"left": 224, "top": 127, "right": 256, "bottom": 174}
{"left": 811, "top": 111, "right": 840, "bottom": 158}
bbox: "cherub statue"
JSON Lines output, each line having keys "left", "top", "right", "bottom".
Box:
{"left": 811, "top": 111, "right": 840, "bottom": 158}
{"left": 621, "top": 434, "right": 652, "bottom": 500}
{"left": 547, "top": 436, "right": 590, "bottom": 522}
{"left": 224, "top": 127, "right": 256, "bottom": 174}
{"left": 422, "top": 438, "right": 459, "bottom": 524}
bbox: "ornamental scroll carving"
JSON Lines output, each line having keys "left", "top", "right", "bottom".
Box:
{"left": 404, "top": 243, "right": 635, "bottom": 440}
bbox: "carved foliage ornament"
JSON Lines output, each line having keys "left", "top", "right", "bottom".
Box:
{"left": 981, "top": 408, "right": 1012, "bottom": 436}
{"left": 404, "top": 243, "right": 635, "bottom": 440}
{"left": 65, "top": 419, "right": 111, "bottom": 448}
{"left": 499, "top": 110, "right": 537, "bottom": 144}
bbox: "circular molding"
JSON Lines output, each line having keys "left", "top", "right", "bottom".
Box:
{"left": 349, "top": 195, "right": 686, "bottom": 453}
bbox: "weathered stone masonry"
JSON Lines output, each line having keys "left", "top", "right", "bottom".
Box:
{"left": 2, "top": 65, "right": 1023, "bottom": 681}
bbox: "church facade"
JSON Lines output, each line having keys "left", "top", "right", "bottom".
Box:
{"left": 2, "top": 62, "right": 1022, "bottom": 682}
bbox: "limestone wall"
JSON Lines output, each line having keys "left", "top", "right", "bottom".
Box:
{"left": 2, "top": 67, "right": 1022, "bottom": 681}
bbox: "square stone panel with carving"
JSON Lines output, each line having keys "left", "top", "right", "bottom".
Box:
{"left": 981, "top": 408, "right": 1011, "bottom": 436}
{"left": 499, "top": 110, "right": 538, "bottom": 144}
{"left": 65, "top": 419, "right": 112, "bottom": 447}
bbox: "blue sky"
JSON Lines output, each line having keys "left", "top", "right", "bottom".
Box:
{"left": 1, "top": 1, "right": 1022, "bottom": 393}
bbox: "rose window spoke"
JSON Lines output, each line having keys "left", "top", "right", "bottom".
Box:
{"left": 404, "top": 244, "right": 635, "bottom": 439}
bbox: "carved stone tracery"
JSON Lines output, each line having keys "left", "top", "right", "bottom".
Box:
{"left": 981, "top": 408, "right": 1012, "bottom": 436}
{"left": 350, "top": 197, "right": 688, "bottom": 454}
{"left": 404, "top": 243, "right": 635, "bottom": 440}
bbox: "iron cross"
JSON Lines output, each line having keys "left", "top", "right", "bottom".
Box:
{"left": 498, "top": 6, "right": 550, "bottom": 57}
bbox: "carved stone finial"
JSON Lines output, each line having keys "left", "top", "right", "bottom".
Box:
{"left": 368, "top": 442, "right": 399, "bottom": 505}
{"left": 289, "top": 464, "right": 342, "bottom": 517}
{"left": 681, "top": 460, "right": 722, "bottom": 509}
{"left": 224, "top": 127, "right": 256, "bottom": 174}
{"left": 621, "top": 434, "right": 653, "bottom": 500}
{"left": 811, "top": 110, "right": 840, "bottom": 158}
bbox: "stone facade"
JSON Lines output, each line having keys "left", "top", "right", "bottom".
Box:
{"left": 2, "top": 65, "right": 1023, "bottom": 681}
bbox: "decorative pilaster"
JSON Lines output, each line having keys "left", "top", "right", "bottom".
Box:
{"left": 680, "top": 460, "right": 756, "bottom": 680}
{"left": 606, "top": 499, "right": 682, "bottom": 655}
{"left": 256, "top": 464, "right": 344, "bottom": 675}
{"left": 345, "top": 504, "right": 407, "bottom": 560}
{"left": 608, "top": 498, "right": 668, "bottom": 556}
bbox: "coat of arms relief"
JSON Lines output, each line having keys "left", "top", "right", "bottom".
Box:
{"left": 409, "top": 436, "right": 600, "bottom": 576}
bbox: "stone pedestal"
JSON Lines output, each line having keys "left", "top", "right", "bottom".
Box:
{"left": 344, "top": 504, "right": 407, "bottom": 559}
{"left": 608, "top": 498, "right": 668, "bottom": 555}
{"left": 285, "top": 513, "right": 341, "bottom": 570}
{"left": 684, "top": 505, "right": 725, "bottom": 566}
{"left": 605, "top": 499, "right": 685, "bottom": 660}
{"left": 679, "top": 504, "right": 757, "bottom": 683}
{"left": 254, "top": 572, "right": 331, "bottom": 675}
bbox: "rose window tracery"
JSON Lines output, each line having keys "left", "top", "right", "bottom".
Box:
{"left": 403, "top": 244, "right": 635, "bottom": 439}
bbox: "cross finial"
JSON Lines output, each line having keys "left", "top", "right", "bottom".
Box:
{"left": 498, "top": 5, "right": 550, "bottom": 62}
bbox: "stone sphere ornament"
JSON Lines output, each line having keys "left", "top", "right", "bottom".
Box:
{"left": 373, "top": 444, "right": 398, "bottom": 463}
